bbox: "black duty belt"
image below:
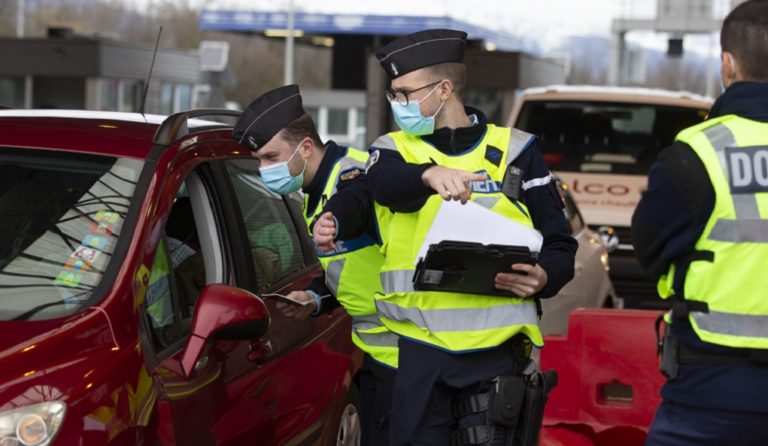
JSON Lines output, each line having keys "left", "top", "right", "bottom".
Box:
{"left": 679, "top": 344, "right": 768, "bottom": 365}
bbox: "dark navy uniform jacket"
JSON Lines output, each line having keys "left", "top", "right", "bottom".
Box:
{"left": 632, "top": 82, "right": 768, "bottom": 413}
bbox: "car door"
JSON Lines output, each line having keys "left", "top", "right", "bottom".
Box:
{"left": 143, "top": 141, "right": 354, "bottom": 445}
{"left": 219, "top": 157, "right": 354, "bottom": 445}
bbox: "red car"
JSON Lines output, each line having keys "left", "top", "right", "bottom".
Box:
{"left": 0, "top": 109, "right": 362, "bottom": 445}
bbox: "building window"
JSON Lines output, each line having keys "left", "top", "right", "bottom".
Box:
{"left": 160, "top": 83, "right": 174, "bottom": 115}
{"left": 327, "top": 108, "right": 348, "bottom": 135}
{"left": 175, "top": 84, "right": 192, "bottom": 112}
{"left": 100, "top": 79, "right": 119, "bottom": 111}
{"left": 0, "top": 77, "right": 24, "bottom": 108}
{"left": 120, "top": 80, "right": 139, "bottom": 112}
{"left": 306, "top": 106, "right": 319, "bottom": 126}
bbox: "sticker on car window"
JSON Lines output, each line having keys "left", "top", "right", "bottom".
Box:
{"left": 72, "top": 246, "right": 101, "bottom": 263}
{"left": 64, "top": 258, "right": 91, "bottom": 272}
{"left": 54, "top": 271, "right": 82, "bottom": 287}
{"left": 95, "top": 210, "right": 120, "bottom": 223}
{"left": 82, "top": 235, "right": 108, "bottom": 251}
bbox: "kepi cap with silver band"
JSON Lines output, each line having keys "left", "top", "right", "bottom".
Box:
{"left": 375, "top": 29, "right": 467, "bottom": 79}
{"left": 232, "top": 84, "right": 304, "bottom": 151}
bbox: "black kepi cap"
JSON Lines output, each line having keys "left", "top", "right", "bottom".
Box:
{"left": 233, "top": 84, "right": 304, "bottom": 151}
{"left": 375, "top": 29, "right": 467, "bottom": 79}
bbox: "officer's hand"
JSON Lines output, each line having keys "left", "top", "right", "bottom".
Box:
{"left": 275, "top": 291, "right": 317, "bottom": 320}
{"left": 421, "top": 166, "right": 487, "bottom": 204}
{"left": 312, "top": 211, "right": 337, "bottom": 252}
{"left": 495, "top": 263, "right": 548, "bottom": 298}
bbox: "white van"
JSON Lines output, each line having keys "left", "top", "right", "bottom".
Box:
{"left": 507, "top": 85, "right": 712, "bottom": 308}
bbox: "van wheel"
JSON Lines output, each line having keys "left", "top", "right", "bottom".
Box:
{"left": 336, "top": 383, "right": 362, "bottom": 446}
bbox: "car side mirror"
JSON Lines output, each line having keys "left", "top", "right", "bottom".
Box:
{"left": 598, "top": 226, "right": 620, "bottom": 253}
{"left": 180, "top": 284, "right": 270, "bottom": 378}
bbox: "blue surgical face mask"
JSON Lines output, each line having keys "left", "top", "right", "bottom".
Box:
{"left": 390, "top": 83, "right": 445, "bottom": 136}
{"left": 259, "top": 143, "right": 307, "bottom": 195}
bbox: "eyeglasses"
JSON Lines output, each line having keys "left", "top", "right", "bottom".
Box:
{"left": 386, "top": 80, "right": 443, "bottom": 106}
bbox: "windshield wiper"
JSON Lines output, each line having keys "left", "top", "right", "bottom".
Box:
{"left": 10, "top": 293, "right": 88, "bottom": 321}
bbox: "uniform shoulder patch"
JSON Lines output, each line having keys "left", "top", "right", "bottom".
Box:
{"left": 339, "top": 167, "right": 362, "bottom": 182}
{"left": 485, "top": 145, "right": 503, "bottom": 167}
{"left": 365, "top": 149, "right": 381, "bottom": 174}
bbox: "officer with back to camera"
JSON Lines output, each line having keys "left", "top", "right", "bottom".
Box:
{"left": 313, "top": 30, "right": 577, "bottom": 445}
{"left": 231, "top": 85, "right": 397, "bottom": 446}
{"left": 632, "top": 1, "right": 768, "bottom": 445}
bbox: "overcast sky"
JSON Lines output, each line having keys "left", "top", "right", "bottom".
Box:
{"left": 139, "top": 0, "right": 738, "bottom": 56}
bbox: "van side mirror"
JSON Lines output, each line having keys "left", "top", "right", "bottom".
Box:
{"left": 180, "top": 284, "right": 270, "bottom": 378}
{"left": 598, "top": 226, "right": 620, "bottom": 253}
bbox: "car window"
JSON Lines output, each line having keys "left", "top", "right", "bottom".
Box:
{"left": 0, "top": 148, "right": 142, "bottom": 321}
{"left": 145, "top": 179, "right": 209, "bottom": 351}
{"left": 224, "top": 159, "right": 305, "bottom": 292}
{"left": 515, "top": 100, "right": 708, "bottom": 175}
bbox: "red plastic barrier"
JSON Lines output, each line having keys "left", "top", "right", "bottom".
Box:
{"left": 539, "top": 309, "right": 666, "bottom": 446}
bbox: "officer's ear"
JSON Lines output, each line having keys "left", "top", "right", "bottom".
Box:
{"left": 298, "top": 136, "right": 314, "bottom": 159}
{"left": 721, "top": 51, "right": 738, "bottom": 84}
{"left": 437, "top": 79, "right": 453, "bottom": 101}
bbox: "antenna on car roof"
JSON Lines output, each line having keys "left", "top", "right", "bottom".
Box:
{"left": 138, "top": 26, "right": 163, "bottom": 118}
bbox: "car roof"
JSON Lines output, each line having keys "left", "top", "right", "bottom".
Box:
{"left": 0, "top": 110, "right": 229, "bottom": 159}
{"left": 515, "top": 85, "right": 713, "bottom": 109}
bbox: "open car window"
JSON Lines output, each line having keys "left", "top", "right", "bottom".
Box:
{"left": 0, "top": 148, "right": 143, "bottom": 321}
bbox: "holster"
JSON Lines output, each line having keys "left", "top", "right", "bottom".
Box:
{"left": 656, "top": 316, "right": 679, "bottom": 380}
{"left": 516, "top": 369, "right": 557, "bottom": 446}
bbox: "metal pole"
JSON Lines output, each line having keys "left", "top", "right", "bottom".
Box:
{"left": 16, "top": 0, "right": 25, "bottom": 38}
{"left": 284, "top": 0, "right": 295, "bottom": 86}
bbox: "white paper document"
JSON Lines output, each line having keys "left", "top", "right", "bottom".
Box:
{"left": 416, "top": 200, "right": 543, "bottom": 265}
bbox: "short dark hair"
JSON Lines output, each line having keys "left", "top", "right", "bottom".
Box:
{"left": 721, "top": 0, "right": 768, "bottom": 82}
{"left": 279, "top": 112, "right": 324, "bottom": 149}
{"left": 425, "top": 62, "right": 466, "bottom": 101}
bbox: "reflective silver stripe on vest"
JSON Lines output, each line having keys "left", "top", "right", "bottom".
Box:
{"left": 372, "top": 134, "right": 397, "bottom": 152}
{"left": 376, "top": 300, "right": 538, "bottom": 332}
{"left": 381, "top": 270, "right": 415, "bottom": 294}
{"left": 330, "top": 155, "right": 366, "bottom": 196}
{"left": 474, "top": 197, "right": 500, "bottom": 209}
{"left": 351, "top": 314, "right": 385, "bottom": 330}
{"left": 351, "top": 314, "right": 399, "bottom": 347}
{"left": 702, "top": 123, "right": 768, "bottom": 243}
{"left": 507, "top": 129, "right": 535, "bottom": 163}
{"left": 692, "top": 310, "right": 768, "bottom": 338}
{"left": 325, "top": 258, "right": 346, "bottom": 296}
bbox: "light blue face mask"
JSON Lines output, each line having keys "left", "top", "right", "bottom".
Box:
{"left": 390, "top": 83, "right": 445, "bottom": 136}
{"left": 259, "top": 144, "right": 307, "bottom": 195}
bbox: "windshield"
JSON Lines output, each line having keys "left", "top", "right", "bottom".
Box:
{"left": 0, "top": 148, "right": 143, "bottom": 321}
{"left": 515, "top": 100, "right": 709, "bottom": 175}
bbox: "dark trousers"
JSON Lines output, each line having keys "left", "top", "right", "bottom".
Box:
{"left": 358, "top": 354, "right": 396, "bottom": 446}
{"left": 389, "top": 338, "right": 521, "bottom": 446}
{"left": 645, "top": 400, "right": 768, "bottom": 446}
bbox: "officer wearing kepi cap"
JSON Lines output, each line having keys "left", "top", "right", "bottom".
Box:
{"left": 314, "top": 29, "right": 577, "bottom": 445}
{"left": 232, "top": 85, "right": 397, "bottom": 446}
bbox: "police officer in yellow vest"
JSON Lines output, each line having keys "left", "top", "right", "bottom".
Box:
{"left": 316, "top": 30, "right": 577, "bottom": 445}
{"left": 231, "top": 85, "right": 398, "bottom": 446}
{"left": 633, "top": 2, "right": 768, "bottom": 444}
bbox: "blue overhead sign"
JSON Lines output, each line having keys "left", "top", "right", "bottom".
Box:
{"left": 199, "top": 10, "right": 524, "bottom": 52}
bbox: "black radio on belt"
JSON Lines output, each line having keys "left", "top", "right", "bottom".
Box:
{"left": 501, "top": 165, "right": 524, "bottom": 201}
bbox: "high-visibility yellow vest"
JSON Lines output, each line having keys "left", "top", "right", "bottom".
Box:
{"left": 372, "top": 125, "right": 544, "bottom": 352}
{"left": 658, "top": 115, "right": 768, "bottom": 349}
{"left": 304, "top": 147, "right": 398, "bottom": 368}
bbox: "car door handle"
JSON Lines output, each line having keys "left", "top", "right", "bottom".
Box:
{"left": 248, "top": 338, "right": 272, "bottom": 365}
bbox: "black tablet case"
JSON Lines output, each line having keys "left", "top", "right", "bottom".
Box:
{"left": 413, "top": 240, "right": 538, "bottom": 297}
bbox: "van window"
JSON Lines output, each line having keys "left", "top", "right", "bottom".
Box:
{"left": 515, "top": 101, "right": 708, "bottom": 175}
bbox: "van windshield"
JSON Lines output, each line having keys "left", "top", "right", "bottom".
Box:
{"left": 0, "top": 148, "right": 143, "bottom": 321}
{"left": 515, "top": 100, "right": 709, "bottom": 175}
